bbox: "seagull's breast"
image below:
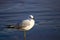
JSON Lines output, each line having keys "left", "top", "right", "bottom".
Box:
{"left": 21, "top": 19, "right": 35, "bottom": 31}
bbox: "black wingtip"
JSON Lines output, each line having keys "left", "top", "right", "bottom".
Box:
{"left": 5, "top": 25, "right": 15, "bottom": 28}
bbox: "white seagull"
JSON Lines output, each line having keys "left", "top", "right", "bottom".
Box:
{"left": 6, "top": 15, "right": 35, "bottom": 31}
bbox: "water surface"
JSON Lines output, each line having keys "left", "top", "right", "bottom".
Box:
{"left": 0, "top": 0, "right": 60, "bottom": 40}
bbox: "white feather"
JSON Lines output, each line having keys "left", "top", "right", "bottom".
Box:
{"left": 19, "top": 15, "right": 35, "bottom": 31}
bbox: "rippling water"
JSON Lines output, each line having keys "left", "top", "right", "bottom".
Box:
{"left": 0, "top": 0, "right": 60, "bottom": 40}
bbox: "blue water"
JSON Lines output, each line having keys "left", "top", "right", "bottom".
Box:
{"left": 0, "top": 0, "right": 60, "bottom": 40}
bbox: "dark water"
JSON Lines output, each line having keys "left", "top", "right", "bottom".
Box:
{"left": 0, "top": 0, "right": 60, "bottom": 40}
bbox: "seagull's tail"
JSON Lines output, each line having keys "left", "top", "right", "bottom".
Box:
{"left": 5, "top": 24, "right": 20, "bottom": 29}
{"left": 5, "top": 25, "right": 15, "bottom": 29}
{"left": 0, "top": 25, "right": 16, "bottom": 31}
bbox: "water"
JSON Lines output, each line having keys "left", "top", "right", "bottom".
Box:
{"left": 0, "top": 0, "right": 60, "bottom": 40}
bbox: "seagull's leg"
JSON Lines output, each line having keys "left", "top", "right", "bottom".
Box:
{"left": 24, "top": 31, "right": 26, "bottom": 40}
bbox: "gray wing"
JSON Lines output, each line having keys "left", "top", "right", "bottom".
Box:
{"left": 18, "top": 20, "right": 30, "bottom": 28}
{"left": 6, "top": 20, "right": 30, "bottom": 29}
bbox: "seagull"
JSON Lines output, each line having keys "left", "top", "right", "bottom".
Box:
{"left": 6, "top": 15, "right": 35, "bottom": 31}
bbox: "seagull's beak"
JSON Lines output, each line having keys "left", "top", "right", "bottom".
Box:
{"left": 32, "top": 18, "right": 35, "bottom": 20}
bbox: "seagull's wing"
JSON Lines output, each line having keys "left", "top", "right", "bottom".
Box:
{"left": 6, "top": 19, "right": 31, "bottom": 30}
{"left": 19, "top": 19, "right": 31, "bottom": 28}
{"left": 6, "top": 25, "right": 16, "bottom": 29}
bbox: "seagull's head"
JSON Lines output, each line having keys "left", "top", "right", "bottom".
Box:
{"left": 29, "top": 15, "right": 34, "bottom": 19}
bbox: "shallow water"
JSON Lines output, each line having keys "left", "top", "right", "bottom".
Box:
{"left": 0, "top": 0, "right": 60, "bottom": 40}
